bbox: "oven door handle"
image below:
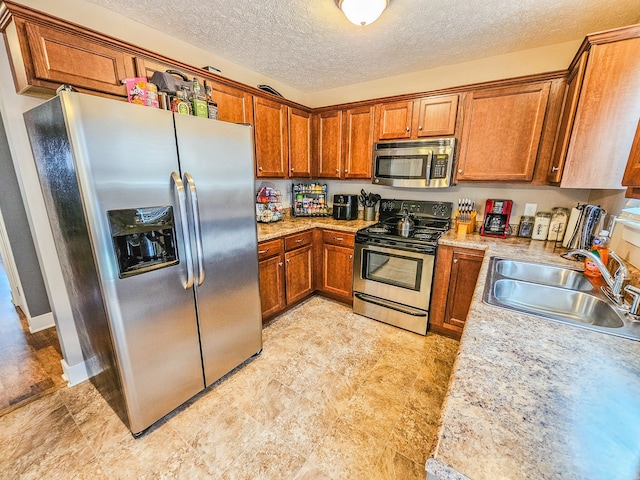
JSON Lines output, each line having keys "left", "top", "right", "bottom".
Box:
{"left": 354, "top": 293, "right": 427, "bottom": 317}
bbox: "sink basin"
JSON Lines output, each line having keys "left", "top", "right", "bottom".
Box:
{"left": 489, "top": 279, "right": 624, "bottom": 328}
{"left": 494, "top": 259, "right": 593, "bottom": 291}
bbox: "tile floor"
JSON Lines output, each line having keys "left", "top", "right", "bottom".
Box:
{"left": 0, "top": 257, "right": 65, "bottom": 416}
{"left": 0, "top": 296, "right": 458, "bottom": 480}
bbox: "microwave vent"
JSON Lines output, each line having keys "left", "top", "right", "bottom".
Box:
{"left": 375, "top": 139, "right": 452, "bottom": 150}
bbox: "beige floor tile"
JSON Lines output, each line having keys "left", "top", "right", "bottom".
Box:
{"left": 387, "top": 404, "right": 440, "bottom": 465}
{"left": 220, "top": 428, "right": 307, "bottom": 480}
{"left": 340, "top": 385, "right": 405, "bottom": 443}
{"left": 234, "top": 376, "right": 299, "bottom": 426}
{"left": 373, "top": 446, "right": 427, "bottom": 480}
{"left": 302, "top": 368, "right": 356, "bottom": 416}
{"left": 268, "top": 394, "right": 338, "bottom": 458}
{"left": 187, "top": 403, "right": 263, "bottom": 477}
{"left": 307, "top": 418, "right": 385, "bottom": 480}
{"left": 293, "top": 460, "right": 333, "bottom": 480}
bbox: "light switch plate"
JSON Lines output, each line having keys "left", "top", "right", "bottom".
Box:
{"left": 524, "top": 203, "right": 537, "bottom": 216}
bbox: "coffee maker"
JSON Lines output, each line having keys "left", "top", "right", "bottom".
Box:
{"left": 332, "top": 194, "right": 359, "bottom": 221}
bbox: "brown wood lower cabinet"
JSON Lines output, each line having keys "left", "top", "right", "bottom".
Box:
{"left": 285, "top": 244, "right": 313, "bottom": 304}
{"left": 429, "top": 245, "right": 485, "bottom": 339}
{"left": 319, "top": 230, "right": 355, "bottom": 303}
{"left": 257, "top": 238, "right": 286, "bottom": 321}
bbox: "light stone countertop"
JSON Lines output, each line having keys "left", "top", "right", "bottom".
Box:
{"left": 427, "top": 231, "right": 640, "bottom": 480}
{"left": 256, "top": 215, "right": 376, "bottom": 242}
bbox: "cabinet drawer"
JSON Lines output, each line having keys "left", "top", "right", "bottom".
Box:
{"left": 322, "top": 230, "right": 355, "bottom": 248}
{"left": 285, "top": 230, "right": 313, "bottom": 251}
{"left": 258, "top": 238, "right": 284, "bottom": 260}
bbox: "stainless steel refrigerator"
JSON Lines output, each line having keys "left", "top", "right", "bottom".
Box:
{"left": 24, "top": 91, "right": 262, "bottom": 435}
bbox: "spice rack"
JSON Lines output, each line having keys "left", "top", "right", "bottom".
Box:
{"left": 292, "top": 183, "right": 329, "bottom": 217}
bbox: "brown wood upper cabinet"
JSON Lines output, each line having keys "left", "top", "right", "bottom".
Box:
{"left": 550, "top": 29, "right": 640, "bottom": 188}
{"left": 207, "top": 81, "right": 253, "bottom": 124}
{"left": 4, "top": 16, "right": 135, "bottom": 96}
{"left": 456, "top": 82, "right": 551, "bottom": 182}
{"left": 254, "top": 96, "right": 288, "bottom": 178}
{"left": 622, "top": 120, "right": 640, "bottom": 198}
{"left": 375, "top": 94, "right": 458, "bottom": 141}
{"left": 316, "top": 106, "right": 374, "bottom": 179}
{"left": 288, "top": 107, "right": 313, "bottom": 178}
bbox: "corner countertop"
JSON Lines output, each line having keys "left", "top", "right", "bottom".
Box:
{"left": 256, "top": 216, "right": 376, "bottom": 242}
{"left": 427, "top": 232, "right": 640, "bottom": 480}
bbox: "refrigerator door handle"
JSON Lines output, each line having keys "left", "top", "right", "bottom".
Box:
{"left": 184, "top": 172, "right": 205, "bottom": 286}
{"left": 171, "top": 171, "right": 195, "bottom": 289}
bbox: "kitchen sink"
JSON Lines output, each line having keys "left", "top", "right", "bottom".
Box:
{"left": 489, "top": 279, "right": 624, "bottom": 328}
{"left": 494, "top": 259, "right": 593, "bottom": 291}
{"left": 483, "top": 257, "right": 640, "bottom": 340}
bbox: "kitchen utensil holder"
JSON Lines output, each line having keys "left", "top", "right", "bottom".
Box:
{"left": 364, "top": 206, "right": 376, "bottom": 221}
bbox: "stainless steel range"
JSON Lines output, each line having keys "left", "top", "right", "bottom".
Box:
{"left": 353, "top": 199, "right": 452, "bottom": 335}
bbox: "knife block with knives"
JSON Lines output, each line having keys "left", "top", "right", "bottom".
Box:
{"left": 455, "top": 198, "right": 476, "bottom": 234}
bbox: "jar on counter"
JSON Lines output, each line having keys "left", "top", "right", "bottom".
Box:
{"left": 531, "top": 212, "right": 552, "bottom": 240}
{"left": 547, "top": 207, "right": 570, "bottom": 242}
{"left": 517, "top": 216, "right": 535, "bottom": 238}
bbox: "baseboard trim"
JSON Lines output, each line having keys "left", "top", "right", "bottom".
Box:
{"left": 61, "top": 358, "right": 89, "bottom": 387}
{"left": 28, "top": 311, "right": 55, "bottom": 333}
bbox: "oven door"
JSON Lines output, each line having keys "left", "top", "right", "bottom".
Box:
{"left": 353, "top": 242, "right": 434, "bottom": 309}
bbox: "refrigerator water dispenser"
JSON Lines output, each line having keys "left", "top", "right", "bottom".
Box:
{"left": 108, "top": 206, "right": 179, "bottom": 278}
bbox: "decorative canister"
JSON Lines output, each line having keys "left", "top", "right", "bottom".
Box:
{"left": 547, "top": 207, "right": 570, "bottom": 242}
{"left": 531, "top": 212, "right": 552, "bottom": 240}
{"left": 517, "top": 216, "right": 535, "bottom": 238}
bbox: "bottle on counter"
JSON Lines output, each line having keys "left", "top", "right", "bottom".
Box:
{"left": 584, "top": 230, "right": 609, "bottom": 277}
{"left": 170, "top": 89, "right": 191, "bottom": 115}
{"left": 190, "top": 78, "right": 208, "bottom": 118}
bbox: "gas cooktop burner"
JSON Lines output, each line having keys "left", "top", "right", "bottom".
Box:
{"left": 356, "top": 199, "right": 453, "bottom": 251}
{"left": 366, "top": 226, "right": 390, "bottom": 234}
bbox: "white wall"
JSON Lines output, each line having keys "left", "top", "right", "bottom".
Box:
{"left": 0, "top": 46, "right": 87, "bottom": 380}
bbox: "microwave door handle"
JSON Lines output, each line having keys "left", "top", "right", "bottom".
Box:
{"left": 171, "top": 171, "right": 194, "bottom": 289}
{"left": 425, "top": 153, "right": 432, "bottom": 184}
{"left": 183, "top": 172, "right": 205, "bottom": 286}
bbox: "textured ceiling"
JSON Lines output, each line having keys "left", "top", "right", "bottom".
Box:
{"left": 85, "top": 0, "right": 640, "bottom": 92}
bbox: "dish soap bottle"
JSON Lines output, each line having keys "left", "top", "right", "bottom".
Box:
{"left": 584, "top": 230, "right": 609, "bottom": 277}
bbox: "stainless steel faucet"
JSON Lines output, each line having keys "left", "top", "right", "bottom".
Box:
{"left": 566, "top": 249, "right": 628, "bottom": 305}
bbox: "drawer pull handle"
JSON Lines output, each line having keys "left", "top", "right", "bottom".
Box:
{"left": 258, "top": 249, "right": 269, "bottom": 254}
{"left": 349, "top": 254, "right": 353, "bottom": 259}
{"left": 334, "top": 237, "right": 344, "bottom": 241}
{"left": 296, "top": 239, "right": 303, "bottom": 243}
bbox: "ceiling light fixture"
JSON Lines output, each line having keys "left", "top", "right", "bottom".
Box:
{"left": 335, "top": 0, "right": 389, "bottom": 26}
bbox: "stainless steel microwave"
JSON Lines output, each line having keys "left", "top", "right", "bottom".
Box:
{"left": 372, "top": 138, "right": 456, "bottom": 188}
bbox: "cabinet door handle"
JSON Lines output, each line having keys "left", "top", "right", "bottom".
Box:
{"left": 551, "top": 166, "right": 559, "bottom": 172}
{"left": 458, "top": 169, "right": 463, "bottom": 174}
{"left": 336, "top": 169, "right": 340, "bottom": 173}
{"left": 258, "top": 249, "right": 269, "bottom": 254}
{"left": 349, "top": 254, "right": 353, "bottom": 259}
{"left": 286, "top": 259, "right": 291, "bottom": 263}
{"left": 453, "top": 258, "right": 458, "bottom": 263}
{"left": 344, "top": 169, "right": 349, "bottom": 173}
{"left": 258, "top": 166, "right": 263, "bottom": 171}
{"left": 405, "top": 126, "right": 410, "bottom": 132}
{"left": 278, "top": 262, "right": 283, "bottom": 267}
{"left": 291, "top": 167, "right": 295, "bottom": 172}
{"left": 418, "top": 125, "right": 423, "bottom": 130}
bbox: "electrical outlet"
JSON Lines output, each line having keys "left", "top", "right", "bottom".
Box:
{"left": 523, "top": 203, "right": 537, "bottom": 216}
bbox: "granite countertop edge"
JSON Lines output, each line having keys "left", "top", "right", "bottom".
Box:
{"left": 256, "top": 216, "right": 376, "bottom": 242}
{"left": 427, "top": 231, "right": 640, "bottom": 480}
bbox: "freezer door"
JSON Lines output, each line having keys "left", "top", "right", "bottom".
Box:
{"left": 174, "top": 115, "right": 262, "bottom": 386}
{"left": 54, "top": 93, "right": 205, "bottom": 433}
